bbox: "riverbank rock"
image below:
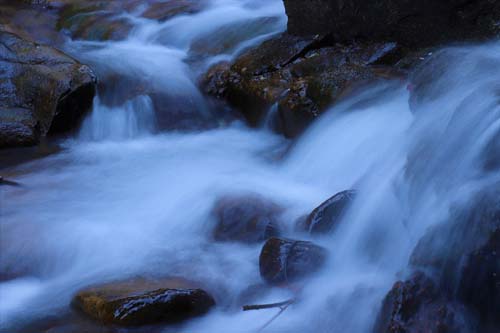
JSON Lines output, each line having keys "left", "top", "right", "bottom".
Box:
{"left": 259, "top": 237, "right": 328, "bottom": 285}
{"left": 283, "top": 0, "right": 500, "bottom": 47}
{"left": 203, "top": 34, "right": 407, "bottom": 137}
{"left": 0, "top": 31, "right": 96, "bottom": 148}
{"left": 301, "top": 190, "right": 356, "bottom": 235}
{"left": 373, "top": 272, "right": 466, "bottom": 333}
{"left": 212, "top": 194, "right": 282, "bottom": 244}
{"left": 72, "top": 277, "right": 215, "bottom": 326}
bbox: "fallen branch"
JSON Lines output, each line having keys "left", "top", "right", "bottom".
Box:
{"left": 242, "top": 299, "right": 295, "bottom": 311}
{"left": 256, "top": 300, "right": 294, "bottom": 332}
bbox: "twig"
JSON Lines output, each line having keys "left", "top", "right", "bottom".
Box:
{"left": 256, "top": 300, "right": 293, "bottom": 332}
{"left": 242, "top": 299, "right": 294, "bottom": 311}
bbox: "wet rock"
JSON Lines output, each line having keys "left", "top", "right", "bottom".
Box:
{"left": 0, "top": 31, "right": 96, "bottom": 148}
{"left": 373, "top": 272, "right": 466, "bottom": 333}
{"left": 303, "top": 190, "right": 356, "bottom": 235}
{"left": 283, "top": 0, "right": 500, "bottom": 47}
{"left": 72, "top": 277, "right": 215, "bottom": 326}
{"left": 203, "top": 34, "right": 405, "bottom": 137}
{"left": 212, "top": 194, "right": 282, "bottom": 244}
{"left": 458, "top": 228, "right": 500, "bottom": 325}
{"left": 259, "top": 237, "right": 328, "bottom": 285}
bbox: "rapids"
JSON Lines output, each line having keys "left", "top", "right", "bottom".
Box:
{"left": 1, "top": 0, "right": 499, "bottom": 332}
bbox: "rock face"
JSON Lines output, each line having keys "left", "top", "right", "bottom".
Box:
{"left": 0, "top": 31, "right": 96, "bottom": 148}
{"left": 373, "top": 272, "right": 465, "bottom": 333}
{"left": 72, "top": 278, "right": 215, "bottom": 326}
{"left": 212, "top": 194, "right": 282, "bottom": 244}
{"left": 283, "top": 0, "right": 500, "bottom": 47}
{"left": 204, "top": 35, "right": 407, "bottom": 137}
{"left": 303, "top": 190, "right": 356, "bottom": 235}
{"left": 259, "top": 237, "right": 328, "bottom": 285}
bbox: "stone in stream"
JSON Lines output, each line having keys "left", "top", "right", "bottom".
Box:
{"left": 203, "top": 35, "right": 406, "bottom": 137}
{"left": 72, "top": 277, "right": 215, "bottom": 326}
{"left": 0, "top": 31, "right": 96, "bottom": 148}
{"left": 373, "top": 272, "right": 466, "bottom": 333}
{"left": 302, "top": 190, "right": 357, "bottom": 235}
{"left": 259, "top": 237, "right": 328, "bottom": 285}
{"left": 212, "top": 194, "right": 282, "bottom": 244}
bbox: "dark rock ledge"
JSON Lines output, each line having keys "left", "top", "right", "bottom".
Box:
{"left": 0, "top": 30, "right": 96, "bottom": 148}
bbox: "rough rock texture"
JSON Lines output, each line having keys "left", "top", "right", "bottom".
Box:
{"left": 373, "top": 272, "right": 466, "bottom": 333}
{"left": 72, "top": 277, "right": 215, "bottom": 326}
{"left": 259, "top": 237, "right": 328, "bottom": 285}
{"left": 204, "top": 34, "right": 408, "bottom": 137}
{"left": 0, "top": 31, "right": 96, "bottom": 148}
{"left": 212, "top": 194, "right": 282, "bottom": 244}
{"left": 283, "top": 0, "right": 500, "bottom": 47}
{"left": 303, "top": 190, "right": 356, "bottom": 235}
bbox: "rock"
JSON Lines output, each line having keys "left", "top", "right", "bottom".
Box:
{"left": 203, "top": 34, "right": 405, "bottom": 137}
{"left": 303, "top": 190, "right": 356, "bottom": 235}
{"left": 283, "top": 0, "right": 500, "bottom": 47}
{"left": 373, "top": 272, "right": 466, "bottom": 333}
{"left": 72, "top": 277, "right": 215, "bottom": 326}
{"left": 0, "top": 31, "right": 96, "bottom": 148}
{"left": 458, "top": 228, "right": 500, "bottom": 325}
{"left": 259, "top": 237, "right": 328, "bottom": 285}
{"left": 212, "top": 194, "right": 282, "bottom": 244}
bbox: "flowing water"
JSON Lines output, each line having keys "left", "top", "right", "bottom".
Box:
{"left": 1, "top": 0, "right": 499, "bottom": 332}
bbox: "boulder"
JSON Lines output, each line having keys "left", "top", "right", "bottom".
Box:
{"left": 283, "top": 0, "right": 500, "bottom": 47}
{"left": 373, "top": 272, "right": 466, "bottom": 333}
{"left": 259, "top": 237, "right": 328, "bottom": 285}
{"left": 0, "top": 31, "right": 96, "bottom": 148}
{"left": 303, "top": 190, "right": 356, "bottom": 235}
{"left": 72, "top": 277, "right": 215, "bottom": 326}
{"left": 212, "top": 194, "right": 282, "bottom": 244}
{"left": 203, "top": 34, "right": 405, "bottom": 137}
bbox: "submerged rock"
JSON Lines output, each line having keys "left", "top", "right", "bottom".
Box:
{"left": 374, "top": 272, "right": 466, "bottom": 333}
{"left": 204, "top": 34, "right": 405, "bottom": 137}
{"left": 259, "top": 237, "right": 328, "bottom": 285}
{"left": 72, "top": 277, "right": 215, "bottom": 326}
{"left": 302, "top": 190, "right": 356, "bottom": 235}
{"left": 212, "top": 194, "right": 282, "bottom": 244}
{"left": 283, "top": 0, "right": 500, "bottom": 47}
{"left": 0, "top": 31, "right": 96, "bottom": 148}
